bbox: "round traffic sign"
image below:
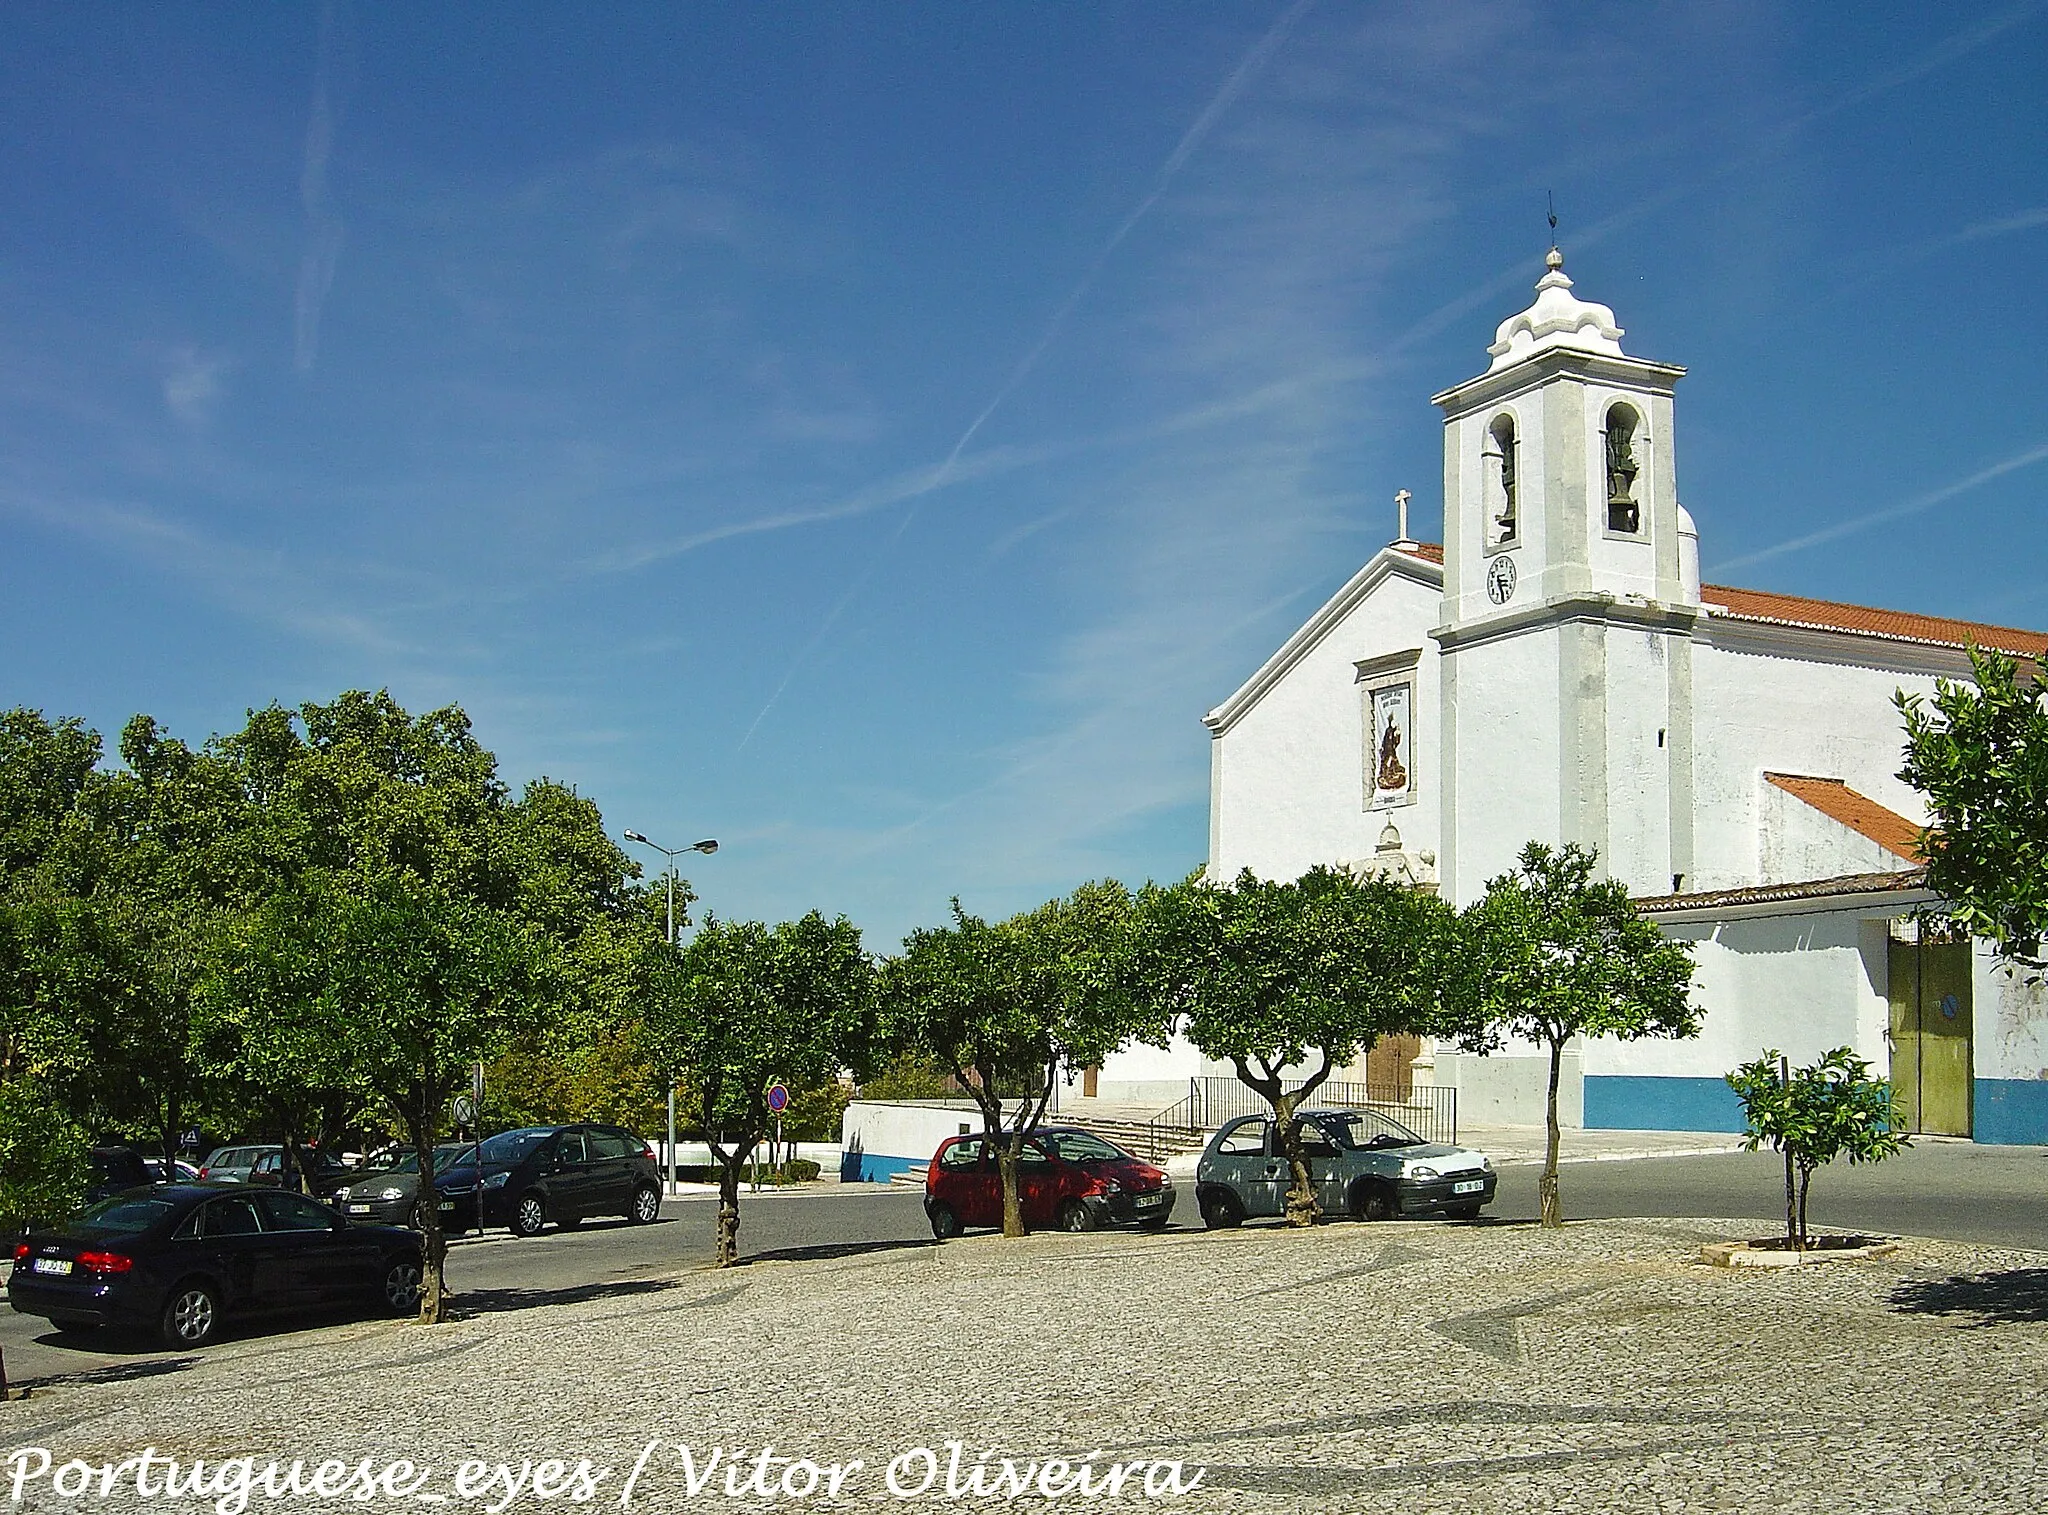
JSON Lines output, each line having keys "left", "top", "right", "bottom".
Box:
{"left": 766, "top": 1083, "right": 791, "bottom": 1115}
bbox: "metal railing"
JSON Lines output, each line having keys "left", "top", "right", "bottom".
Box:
{"left": 1148, "top": 1075, "right": 1458, "bottom": 1150}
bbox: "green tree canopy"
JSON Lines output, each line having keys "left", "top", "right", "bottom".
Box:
{"left": 1897, "top": 646, "right": 2048, "bottom": 970}
{"left": 1132, "top": 865, "right": 1454, "bottom": 1225}
{"left": 1449, "top": 842, "right": 1699, "bottom": 1227}
{"left": 882, "top": 881, "right": 1161, "bottom": 1238}
{"left": 1727, "top": 1047, "right": 1909, "bottom": 1249}
{"left": 647, "top": 910, "right": 876, "bottom": 1266}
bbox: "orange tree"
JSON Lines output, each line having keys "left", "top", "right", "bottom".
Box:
{"left": 881, "top": 881, "right": 1161, "bottom": 1238}
{"left": 1131, "top": 866, "right": 1454, "bottom": 1227}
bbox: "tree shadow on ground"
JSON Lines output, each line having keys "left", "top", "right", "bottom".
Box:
{"left": 450, "top": 1276, "right": 682, "bottom": 1319}
{"left": 1889, "top": 1268, "right": 2048, "bottom": 1326}
{"left": 736, "top": 1237, "right": 938, "bottom": 1268}
{"left": 18, "top": 1354, "right": 198, "bottom": 1391}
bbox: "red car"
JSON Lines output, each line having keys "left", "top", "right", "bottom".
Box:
{"left": 923, "top": 1127, "right": 1176, "bottom": 1237}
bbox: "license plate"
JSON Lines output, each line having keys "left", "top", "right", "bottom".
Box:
{"left": 1135, "top": 1193, "right": 1164, "bottom": 1207}
{"left": 439, "top": 1200, "right": 455, "bottom": 1210}
{"left": 347, "top": 1204, "right": 372, "bottom": 1214}
{"left": 32, "top": 1257, "right": 72, "bottom": 1276}
{"left": 1452, "top": 1179, "right": 1485, "bottom": 1195}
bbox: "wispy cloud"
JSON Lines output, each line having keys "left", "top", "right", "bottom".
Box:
{"left": 1829, "top": 207, "right": 2048, "bottom": 299}
{"left": 0, "top": 480, "right": 414, "bottom": 656}
{"left": 731, "top": 0, "right": 1319, "bottom": 751}
{"left": 161, "top": 348, "right": 229, "bottom": 426}
{"left": 294, "top": 3, "right": 350, "bottom": 374}
{"left": 1709, "top": 443, "right": 2048, "bottom": 575}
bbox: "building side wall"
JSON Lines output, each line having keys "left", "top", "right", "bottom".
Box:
{"left": 1975, "top": 948, "right": 2048, "bottom": 1144}
{"left": 1583, "top": 906, "right": 1887, "bottom": 1131}
{"left": 1758, "top": 785, "right": 1911, "bottom": 880}
{"left": 1438, "top": 631, "right": 1561, "bottom": 907}
{"left": 1689, "top": 638, "right": 1943, "bottom": 890}
{"left": 1209, "top": 571, "right": 1441, "bottom": 883}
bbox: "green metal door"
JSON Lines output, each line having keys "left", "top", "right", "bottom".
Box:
{"left": 1888, "top": 936, "right": 1973, "bottom": 1137}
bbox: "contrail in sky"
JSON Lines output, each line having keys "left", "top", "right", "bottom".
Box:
{"left": 1709, "top": 443, "right": 2048, "bottom": 575}
{"left": 295, "top": 2, "right": 349, "bottom": 373}
{"left": 735, "top": 0, "right": 1318, "bottom": 750}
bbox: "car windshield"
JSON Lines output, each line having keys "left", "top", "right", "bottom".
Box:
{"left": 1038, "top": 1131, "right": 1132, "bottom": 1164}
{"left": 71, "top": 1194, "right": 184, "bottom": 1234}
{"left": 1316, "top": 1111, "right": 1427, "bottom": 1149}
{"left": 476, "top": 1129, "right": 552, "bottom": 1165}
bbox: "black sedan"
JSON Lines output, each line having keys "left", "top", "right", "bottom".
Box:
{"left": 8, "top": 1186, "right": 423, "bottom": 1348}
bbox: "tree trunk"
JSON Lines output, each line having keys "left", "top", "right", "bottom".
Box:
{"left": 1273, "top": 1092, "right": 1318, "bottom": 1228}
{"left": 1796, "top": 1163, "right": 1814, "bottom": 1251}
{"left": 715, "top": 1158, "right": 742, "bottom": 1267}
{"left": 1538, "top": 1037, "right": 1564, "bottom": 1228}
{"left": 408, "top": 1100, "right": 448, "bottom": 1324}
{"left": 997, "top": 1141, "right": 1025, "bottom": 1237}
{"left": 1784, "top": 1146, "right": 1800, "bottom": 1251}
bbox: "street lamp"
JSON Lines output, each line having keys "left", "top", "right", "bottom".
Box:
{"left": 623, "top": 829, "right": 719, "bottom": 1197}
{"left": 622, "top": 830, "right": 718, "bottom": 945}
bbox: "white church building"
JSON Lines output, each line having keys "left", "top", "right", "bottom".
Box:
{"left": 1099, "top": 248, "right": 2048, "bottom": 1145}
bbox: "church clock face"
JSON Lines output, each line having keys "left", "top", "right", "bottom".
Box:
{"left": 1485, "top": 554, "right": 1518, "bottom": 605}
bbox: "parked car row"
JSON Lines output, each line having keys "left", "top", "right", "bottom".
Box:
{"left": 922, "top": 1108, "right": 1497, "bottom": 1239}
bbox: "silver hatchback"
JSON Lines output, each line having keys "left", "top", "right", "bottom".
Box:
{"left": 1194, "top": 1108, "right": 1496, "bottom": 1227}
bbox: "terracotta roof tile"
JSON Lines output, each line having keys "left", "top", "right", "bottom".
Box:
{"left": 1702, "top": 583, "right": 2048, "bottom": 657}
{"left": 1764, "top": 773, "right": 1925, "bottom": 861}
{"left": 1396, "top": 541, "right": 1444, "bottom": 564}
{"left": 1635, "top": 867, "right": 1930, "bottom": 914}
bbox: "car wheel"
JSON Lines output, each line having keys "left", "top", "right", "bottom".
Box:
{"left": 382, "top": 1257, "right": 424, "bottom": 1315}
{"left": 928, "top": 1202, "right": 962, "bottom": 1241}
{"left": 1057, "top": 1199, "right": 1097, "bottom": 1233}
{"left": 629, "top": 1185, "right": 662, "bottom": 1225}
{"left": 1349, "top": 1180, "right": 1396, "bottom": 1222}
{"left": 1198, "top": 1189, "right": 1244, "bottom": 1230}
{"left": 510, "top": 1192, "right": 548, "bottom": 1237}
{"left": 161, "top": 1280, "right": 221, "bottom": 1348}
{"left": 408, "top": 1201, "right": 430, "bottom": 1230}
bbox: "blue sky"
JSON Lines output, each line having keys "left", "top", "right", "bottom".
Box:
{"left": 2, "top": 3, "right": 2044, "bottom": 948}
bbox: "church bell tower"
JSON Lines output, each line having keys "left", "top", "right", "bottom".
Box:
{"left": 1429, "top": 247, "right": 1701, "bottom": 904}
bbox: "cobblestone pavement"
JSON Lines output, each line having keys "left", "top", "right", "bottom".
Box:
{"left": 3, "top": 1216, "right": 2045, "bottom": 1513}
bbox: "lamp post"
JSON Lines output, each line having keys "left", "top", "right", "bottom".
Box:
{"left": 623, "top": 829, "right": 718, "bottom": 1196}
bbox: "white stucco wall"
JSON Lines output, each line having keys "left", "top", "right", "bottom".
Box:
{"left": 1689, "top": 628, "right": 1951, "bottom": 890}
{"left": 1209, "top": 558, "right": 1441, "bottom": 883}
{"left": 1604, "top": 908, "right": 1890, "bottom": 1080}
{"left": 1758, "top": 782, "right": 1914, "bottom": 882}
{"left": 1443, "top": 629, "right": 1559, "bottom": 904}
{"left": 1977, "top": 953, "right": 2048, "bottom": 1082}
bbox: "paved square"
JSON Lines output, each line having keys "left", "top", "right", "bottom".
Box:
{"left": 5, "top": 1218, "right": 2045, "bottom": 1512}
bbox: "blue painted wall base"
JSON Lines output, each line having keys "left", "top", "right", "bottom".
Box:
{"left": 1973, "top": 1079, "right": 2048, "bottom": 1145}
{"left": 1583, "top": 1075, "right": 1747, "bottom": 1133}
{"left": 840, "top": 1152, "right": 925, "bottom": 1184}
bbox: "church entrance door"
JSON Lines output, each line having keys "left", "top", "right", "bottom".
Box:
{"left": 1887, "top": 935, "right": 1973, "bottom": 1137}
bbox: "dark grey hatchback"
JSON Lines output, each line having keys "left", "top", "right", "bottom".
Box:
{"left": 8, "top": 1186, "right": 423, "bottom": 1348}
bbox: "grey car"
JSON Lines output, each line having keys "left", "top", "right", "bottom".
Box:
{"left": 331, "top": 1144, "right": 479, "bottom": 1230}
{"left": 1194, "top": 1108, "right": 1496, "bottom": 1227}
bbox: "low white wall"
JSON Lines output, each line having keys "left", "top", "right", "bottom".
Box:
{"left": 840, "top": 1100, "right": 1035, "bottom": 1183}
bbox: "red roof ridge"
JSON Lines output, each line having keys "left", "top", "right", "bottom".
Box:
{"left": 1763, "top": 773, "right": 1924, "bottom": 861}
{"left": 1702, "top": 582, "right": 2047, "bottom": 657}
{"left": 1394, "top": 541, "right": 1444, "bottom": 564}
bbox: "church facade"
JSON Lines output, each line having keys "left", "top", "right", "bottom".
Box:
{"left": 1099, "top": 249, "right": 2048, "bottom": 1144}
